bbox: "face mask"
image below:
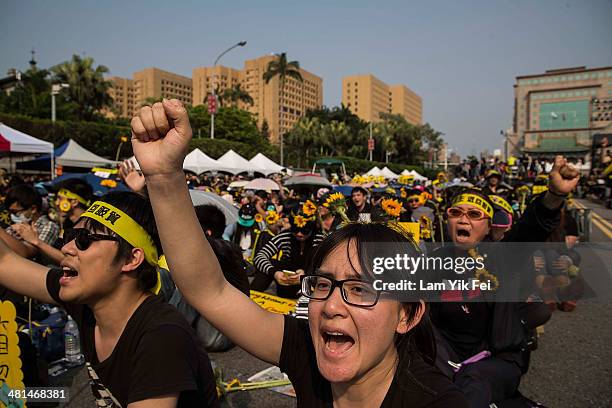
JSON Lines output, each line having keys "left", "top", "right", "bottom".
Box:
{"left": 11, "top": 213, "right": 30, "bottom": 224}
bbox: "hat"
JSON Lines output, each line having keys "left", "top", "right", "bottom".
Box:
{"left": 486, "top": 169, "right": 502, "bottom": 179}
{"left": 238, "top": 204, "right": 257, "bottom": 227}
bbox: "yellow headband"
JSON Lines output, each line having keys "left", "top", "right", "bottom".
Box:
{"left": 452, "top": 193, "right": 494, "bottom": 218}
{"left": 489, "top": 195, "right": 513, "bottom": 215}
{"left": 58, "top": 189, "right": 89, "bottom": 206}
{"left": 81, "top": 201, "right": 159, "bottom": 267}
{"left": 407, "top": 194, "right": 421, "bottom": 201}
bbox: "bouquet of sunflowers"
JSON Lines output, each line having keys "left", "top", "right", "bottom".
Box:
{"left": 322, "top": 192, "right": 350, "bottom": 223}
{"left": 380, "top": 197, "right": 403, "bottom": 220}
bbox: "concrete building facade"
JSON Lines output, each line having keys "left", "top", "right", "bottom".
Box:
{"left": 108, "top": 68, "right": 192, "bottom": 118}
{"left": 513, "top": 66, "right": 612, "bottom": 158}
{"left": 192, "top": 55, "right": 323, "bottom": 143}
{"left": 342, "top": 74, "right": 422, "bottom": 125}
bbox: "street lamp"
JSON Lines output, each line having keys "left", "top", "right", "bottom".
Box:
{"left": 51, "top": 83, "right": 69, "bottom": 122}
{"left": 210, "top": 41, "right": 247, "bottom": 139}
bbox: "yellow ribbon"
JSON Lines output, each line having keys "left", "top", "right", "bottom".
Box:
{"left": 452, "top": 193, "right": 494, "bottom": 218}
{"left": 81, "top": 201, "right": 159, "bottom": 267}
{"left": 488, "top": 195, "right": 513, "bottom": 215}
{"left": 58, "top": 188, "right": 90, "bottom": 206}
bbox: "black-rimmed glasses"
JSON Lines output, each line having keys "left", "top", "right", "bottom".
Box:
{"left": 64, "top": 228, "right": 119, "bottom": 251}
{"left": 301, "top": 274, "right": 382, "bottom": 307}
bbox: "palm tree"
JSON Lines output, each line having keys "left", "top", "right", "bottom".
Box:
{"left": 51, "top": 54, "right": 113, "bottom": 121}
{"left": 222, "top": 83, "right": 253, "bottom": 107}
{"left": 263, "top": 52, "right": 303, "bottom": 166}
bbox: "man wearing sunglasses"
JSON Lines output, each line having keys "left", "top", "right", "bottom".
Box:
{"left": 0, "top": 191, "right": 219, "bottom": 408}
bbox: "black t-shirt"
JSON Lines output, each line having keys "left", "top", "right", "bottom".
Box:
{"left": 46, "top": 268, "right": 219, "bottom": 408}
{"left": 279, "top": 315, "right": 468, "bottom": 408}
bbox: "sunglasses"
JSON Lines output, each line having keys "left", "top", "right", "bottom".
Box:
{"left": 64, "top": 228, "right": 119, "bottom": 251}
{"left": 446, "top": 207, "right": 488, "bottom": 221}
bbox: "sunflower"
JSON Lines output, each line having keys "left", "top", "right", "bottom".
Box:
{"left": 255, "top": 213, "right": 264, "bottom": 223}
{"left": 400, "top": 188, "right": 407, "bottom": 198}
{"left": 100, "top": 179, "right": 117, "bottom": 188}
{"left": 302, "top": 200, "right": 317, "bottom": 216}
{"left": 293, "top": 214, "right": 308, "bottom": 228}
{"left": 381, "top": 198, "right": 402, "bottom": 218}
{"left": 266, "top": 210, "right": 280, "bottom": 225}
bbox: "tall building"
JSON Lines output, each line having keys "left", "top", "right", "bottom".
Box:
{"left": 192, "top": 66, "right": 242, "bottom": 106}
{"left": 513, "top": 66, "right": 612, "bottom": 158}
{"left": 107, "top": 76, "right": 135, "bottom": 118}
{"left": 107, "top": 68, "right": 192, "bottom": 118}
{"left": 342, "top": 74, "right": 422, "bottom": 125}
{"left": 192, "top": 55, "right": 323, "bottom": 143}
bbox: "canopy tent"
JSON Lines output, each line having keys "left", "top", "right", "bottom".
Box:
{"left": 0, "top": 123, "right": 54, "bottom": 176}
{"left": 183, "top": 148, "right": 232, "bottom": 175}
{"left": 17, "top": 139, "right": 116, "bottom": 171}
{"left": 0, "top": 123, "right": 54, "bottom": 154}
{"left": 249, "top": 153, "right": 285, "bottom": 176}
{"left": 45, "top": 173, "right": 130, "bottom": 196}
{"left": 408, "top": 169, "right": 427, "bottom": 181}
{"left": 216, "top": 149, "right": 256, "bottom": 175}
{"left": 381, "top": 167, "right": 399, "bottom": 179}
{"left": 366, "top": 166, "right": 383, "bottom": 176}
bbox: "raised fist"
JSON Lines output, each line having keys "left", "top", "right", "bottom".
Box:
{"left": 548, "top": 155, "right": 580, "bottom": 195}
{"left": 131, "top": 99, "right": 192, "bottom": 177}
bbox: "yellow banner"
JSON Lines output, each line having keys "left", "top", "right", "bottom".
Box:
{"left": 0, "top": 301, "right": 26, "bottom": 407}
{"left": 397, "top": 222, "right": 421, "bottom": 244}
{"left": 250, "top": 291, "right": 297, "bottom": 315}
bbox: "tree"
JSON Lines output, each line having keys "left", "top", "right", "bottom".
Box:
{"left": 263, "top": 52, "right": 303, "bottom": 165}
{"left": 50, "top": 55, "right": 113, "bottom": 121}
{"left": 188, "top": 105, "right": 265, "bottom": 146}
{"left": 0, "top": 65, "right": 53, "bottom": 119}
{"left": 222, "top": 83, "right": 253, "bottom": 107}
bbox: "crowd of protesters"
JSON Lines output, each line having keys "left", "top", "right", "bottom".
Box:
{"left": 0, "top": 98, "right": 587, "bottom": 407}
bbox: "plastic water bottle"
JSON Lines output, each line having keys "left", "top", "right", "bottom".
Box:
{"left": 64, "top": 316, "right": 82, "bottom": 365}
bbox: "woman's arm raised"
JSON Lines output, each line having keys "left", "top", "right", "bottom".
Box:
{"left": 132, "top": 99, "right": 284, "bottom": 365}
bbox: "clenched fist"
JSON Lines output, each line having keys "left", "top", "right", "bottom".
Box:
{"left": 548, "top": 155, "right": 580, "bottom": 195}
{"left": 131, "top": 99, "right": 192, "bottom": 177}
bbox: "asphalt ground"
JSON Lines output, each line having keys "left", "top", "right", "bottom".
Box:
{"left": 53, "top": 198, "right": 612, "bottom": 407}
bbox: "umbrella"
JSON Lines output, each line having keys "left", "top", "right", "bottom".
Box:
{"left": 244, "top": 178, "right": 280, "bottom": 191}
{"left": 228, "top": 180, "right": 249, "bottom": 190}
{"left": 284, "top": 174, "right": 332, "bottom": 188}
{"left": 189, "top": 190, "right": 238, "bottom": 226}
{"left": 45, "top": 173, "right": 130, "bottom": 197}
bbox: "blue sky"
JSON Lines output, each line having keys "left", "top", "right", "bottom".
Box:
{"left": 1, "top": 0, "right": 611, "bottom": 157}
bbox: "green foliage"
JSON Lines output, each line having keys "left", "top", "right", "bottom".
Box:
{"left": 0, "top": 66, "right": 53, "bottom": 119}
{"left": 50, "top": 54, "right": 113, "bottom": 121}
{"left": 222, "top": 83, "right": 253, "bottom": 107}
{"left": 0, "top": 112, "right": 131, "bottom": 158}
{"left": 284, "top": 107, "right": 445, "bottom": 172}
{"left": 188, "top": 105, "right": 266, "bottom": 146}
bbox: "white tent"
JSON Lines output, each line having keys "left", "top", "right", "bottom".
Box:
{"left": 409, "top": 169, "right": 427, "bottom": 181}
{"left": 57, "top": 139, "right": 117, "bottom": 168}
{"left": 249, "top": 153, "right": 285, "bottom": 176}
{"left": 366, "top": 166, "right": 383, "bottom": 176}
{"left": 400, "top": 169, "right": 411, "bottom": 176}
{"left": 0, "top": 123, "right": 54, "bottom": 154}
{"left": 381, "top": 166, "right": 399, "bottom": 179}
{"left": 183, "top": 148, "right": 230, "bottom": 174}
{"left": 216, "top": 149, "right": 254, "bottom": 174}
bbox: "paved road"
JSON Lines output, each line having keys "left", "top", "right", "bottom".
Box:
{"left": 519, "top": 199, "right": 612, "bottom": 407}
{"left": 57, "top": 198, "right": 612, "bottom": 407}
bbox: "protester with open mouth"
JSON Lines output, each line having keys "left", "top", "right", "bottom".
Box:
{"left": 133, "top": 99, "right": 469, "bottom": 408}
{"left": 0, "top": 190, "right": 219, "bottom": 407}
{"left": 430, "top": 157, "right": 579, "bottom": 407}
